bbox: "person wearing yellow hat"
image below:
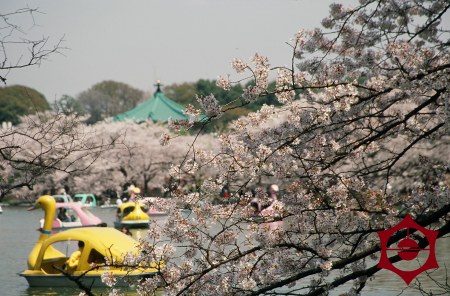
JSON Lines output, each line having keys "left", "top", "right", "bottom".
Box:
{"left": 64, "top": 241, "right": 84, "bottom": 273}
{"left": 128, "top": 185, "right": 141, "bottom": 202}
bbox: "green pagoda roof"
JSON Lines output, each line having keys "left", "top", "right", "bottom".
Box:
{"left": 113, "top": 90, "right": 204, "bottom": 123}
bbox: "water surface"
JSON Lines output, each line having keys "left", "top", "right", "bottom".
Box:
{"left": 1, "top": 206, "right": 449, "bottom": 295}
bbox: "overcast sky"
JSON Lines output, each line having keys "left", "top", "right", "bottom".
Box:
{"left": 2, "top": 0, "right": 350, "bottom": 102}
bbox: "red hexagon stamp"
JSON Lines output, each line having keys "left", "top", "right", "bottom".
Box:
{"left": 377, "top": 214, "right": 439, "bottom": 285}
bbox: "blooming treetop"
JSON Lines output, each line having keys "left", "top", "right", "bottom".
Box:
{"left": 0, "top": 112, "right": 119, "bottom": 200}
{"left": 19, "top": 119, "right": 219, "bottom": 198}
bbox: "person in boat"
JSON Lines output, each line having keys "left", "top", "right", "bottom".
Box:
{"left": 249, "top": 184, "right": 280, "bottom": 215}
{"left": 260, "top": 184, "right": 283, "bottom": 218}
{"left": 266, "top": 184, "right": 279, "bottom": 206}
{"left": 121, "top": 226, "right": 132, "bottom": 236}
{"left": 128, "top": 185, "right": 141, "bottom": 202}
{"left": 249, "top": 188, "right": 262, "bottom": 215}
{"left": 65, "top": 241, "right": 84, "bottom": 273}
{"left": 57, "top": 208, "right": 71, "bottom": 222}
{"left": 249, "top": 199, "right": 261, "bottom": 214}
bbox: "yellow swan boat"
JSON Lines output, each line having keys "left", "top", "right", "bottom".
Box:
{"left": 19, "top": 195, "right": 162, "bottom": 287}
{"left": 114, "top": 201, "right": 150, "bottom": 229}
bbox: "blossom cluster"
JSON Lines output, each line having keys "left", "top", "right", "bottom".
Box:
{"left": 196, "top": 94, "right": 223, "bottom": 118}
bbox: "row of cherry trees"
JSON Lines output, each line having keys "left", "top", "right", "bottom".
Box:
{"left": 115, "top": 1, "right": 449, "bottom": 295}
{"left": 0, "top": 112, "right": 123, "bottom": 200}
{"left": 5, "top": 117, "right": 219, "bottom": 202}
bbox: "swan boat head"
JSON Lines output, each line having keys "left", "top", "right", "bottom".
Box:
{"left": 27, "top": 195, "right": 58, "bottom": 269}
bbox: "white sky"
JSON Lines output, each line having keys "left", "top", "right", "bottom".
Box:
{"left": 2, "top": 0, "right": 350, "bottom": 102}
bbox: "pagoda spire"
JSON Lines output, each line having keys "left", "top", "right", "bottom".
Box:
{"left": 154, "top": 80, "right": 163, "bottom": 95}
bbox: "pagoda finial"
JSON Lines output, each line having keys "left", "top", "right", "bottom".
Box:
{"left": 154, "top": 80, "right": 163, "bottom": 95}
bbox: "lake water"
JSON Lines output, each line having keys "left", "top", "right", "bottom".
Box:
{"left": 1, "top": 206, "right": 449, "bottom": 296}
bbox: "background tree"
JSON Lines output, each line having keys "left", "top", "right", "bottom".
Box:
{"left": 0, "top": 85, "right": 50, "bottom": 125}
{"left": 163, "top": 82, "right": 197, "bottom": 105}
{"left": 77, "top": 80, "right": 145, "bottom": 124}
{"left": 124, "top": 1, "right": 450, "bottom": 295}
{"left": 53, "top": 94, "right": 85, "bottom": 116}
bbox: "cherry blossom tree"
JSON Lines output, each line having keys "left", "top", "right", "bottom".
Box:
{"left": 113, "top": 1, "right": 450, "bottom": 295}
{"left": 0, "top": 112, "right": 121, "bottom": 201}
{"left": 0, "top": 7, "right": 101, "bottom": 202}
{"left": 77, "top": 80, "right": 145, "bottom": 124}
{"left": 40, "top": 119, "right": 219, "bottom": 200}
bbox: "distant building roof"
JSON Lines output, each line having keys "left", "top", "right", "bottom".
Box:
{"left": 113, "top": 86, "right": 205, "bottom": 123}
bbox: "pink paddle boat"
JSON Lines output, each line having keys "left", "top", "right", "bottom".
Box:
{"left": 39, "top": 202, "right": 106, "bottom": 231}
{"left": 141, "top": 197, "right": 167, "bottom": 216}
